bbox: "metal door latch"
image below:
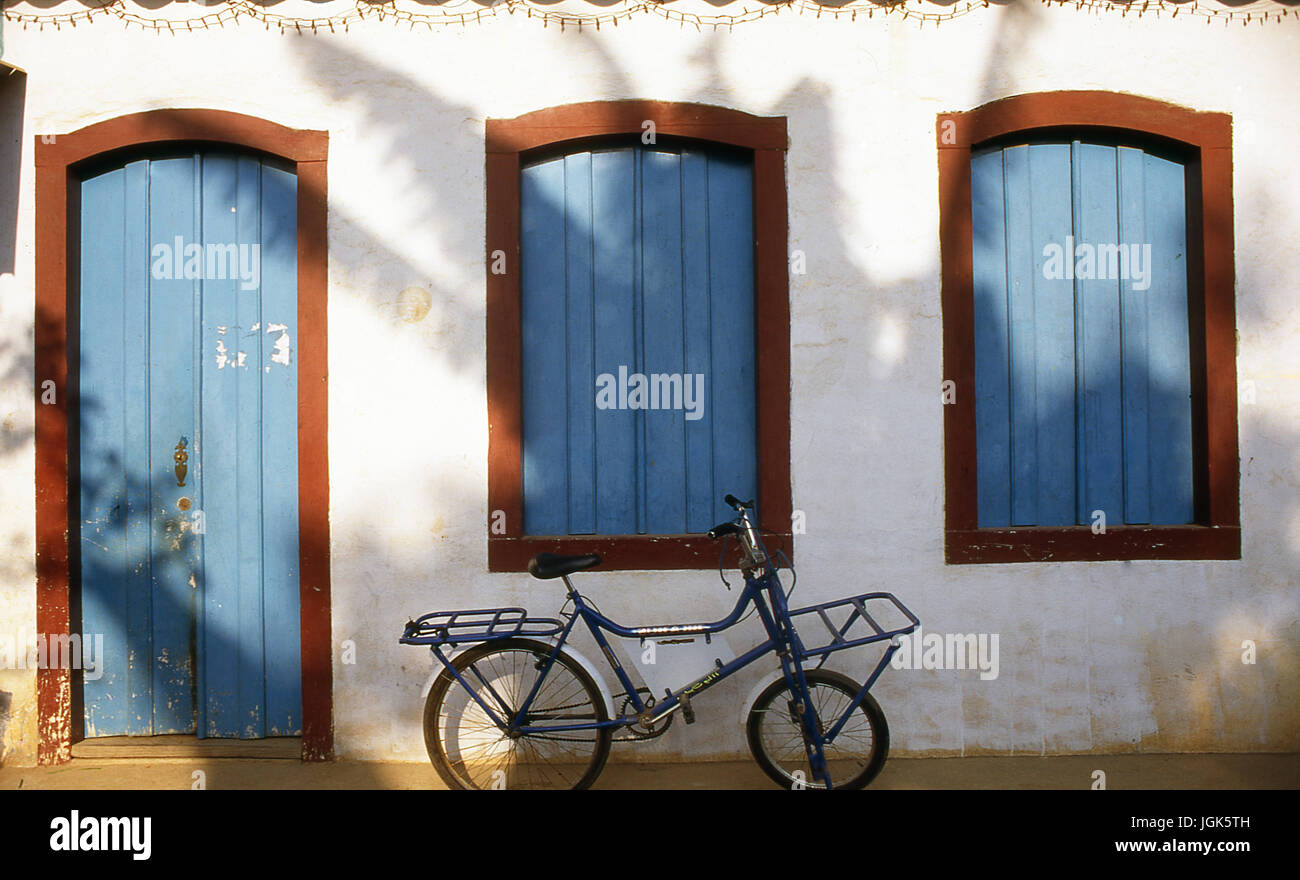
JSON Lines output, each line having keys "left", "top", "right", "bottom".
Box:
{"left": 174, "top": 437, "right": 189, "bottom": 487}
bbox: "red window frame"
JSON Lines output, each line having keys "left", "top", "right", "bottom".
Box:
{"left": 485, "top": 101, "right": 792, "bottom": 571}
{"left": 937, "top": 91, "right": 1240, "bottom": 564}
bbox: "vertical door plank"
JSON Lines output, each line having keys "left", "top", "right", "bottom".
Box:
{"left": 198, "top": 154, "right": 242, "bottom": 736}
{"left": 971, "top": 149, "right": 1012, "bottom": 527}
{"left": 591, "top": 149, "right": 638, "bottom": 535}
{"left": 146, "top": 155, "right": 199, "bottom": 734}
{"left": 79, "top": 167, "right": 131, "bottom": 736}
{"left": 259, "top": 162, "right": 302, "bottom": 735}
{"left": 520, "top": 157, "right": 569, "bottom": 534}
{"left": 233, "top": 155, "right": 267, "bottom": 737}
{"left": 121, "top": 160, "right": 154, "bottom": 734}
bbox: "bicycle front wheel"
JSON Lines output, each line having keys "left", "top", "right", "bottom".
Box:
{"left": 746, "top": 669, "right": 889, "bottom": 790}
{"left": 424, "top": 637, "right": 612, "bottom": 790}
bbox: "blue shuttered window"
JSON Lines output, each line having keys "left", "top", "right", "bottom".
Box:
{"left": 520, "top": 144, "right": 757, "bottom": 536}
{"left": 971, "top": 140, "right": 1194, "bottom": 528}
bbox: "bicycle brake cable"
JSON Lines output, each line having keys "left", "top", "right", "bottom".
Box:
{"left": 775, "top": 549, "right": 796, "bottom": 601}
{"left": 717, "top": 535, "right": 732, "bottom": 590}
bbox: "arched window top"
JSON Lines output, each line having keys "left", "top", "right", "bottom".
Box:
{"left": 487, "top": 101, "right": 787, "bottom": 156}
{"left": 938, "top": 91, "right": 1231, "bottom": 155}
{"left": 35, "top": 108, "right": 327, "bottom": 171}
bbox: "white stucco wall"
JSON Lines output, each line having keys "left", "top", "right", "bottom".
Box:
{"left": 1, "top": 0, "right": 1297, "bottom": 768}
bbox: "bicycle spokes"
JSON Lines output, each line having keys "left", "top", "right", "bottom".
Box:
{"left": 430, "top": 644, "right": 609, "bottom": 790}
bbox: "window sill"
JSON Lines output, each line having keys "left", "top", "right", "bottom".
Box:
{"left": 945, "top": 525, "right": 1240, "bottom": 564}
{"left": 488, "top": 533, "right": 796, "bottom": 572}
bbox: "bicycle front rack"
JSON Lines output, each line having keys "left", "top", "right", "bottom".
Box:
{"left": 788, "top": 592, "right": 920, "bottom": 662}
{"left": 400, "top": 607, "right": 565, "bottom": 647}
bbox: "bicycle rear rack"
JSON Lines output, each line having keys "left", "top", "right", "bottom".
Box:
{"left": 788, "top": 592, "right": 920, "bottom": 662}
{"left": 400, "top": 607, "right": 565, "bottom": 647}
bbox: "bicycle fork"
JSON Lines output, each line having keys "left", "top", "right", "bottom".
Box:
{"left": 770, "top": 623, "right": 833, "bottom": 788}
{"left": 783, "top": 658, "right": 833, "bottom": 789}
{"left": 754, "top": 576, "right": 835, "bottom": 789}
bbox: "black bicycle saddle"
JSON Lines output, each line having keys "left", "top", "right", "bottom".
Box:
{"left": 527, "top": 552, "right": 602, "bottom": 580}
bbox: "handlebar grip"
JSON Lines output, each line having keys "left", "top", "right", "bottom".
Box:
{"left": 723, "top": 494, "right": 754, "bottom": 510}
{"left": 707, "top": 521, "right": 741, "bottom": 541}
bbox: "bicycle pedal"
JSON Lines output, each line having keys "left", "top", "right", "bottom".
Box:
{"left": 678, "top": 691, "right": 696, "bottom": 725}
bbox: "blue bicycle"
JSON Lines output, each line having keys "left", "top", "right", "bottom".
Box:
{"left": 400, "top": 494, "right": 919, "bottom": 790}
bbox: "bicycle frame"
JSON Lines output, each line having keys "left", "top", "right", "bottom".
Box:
{"left": 426, "top": 555, "right": 918, "bottom": 788}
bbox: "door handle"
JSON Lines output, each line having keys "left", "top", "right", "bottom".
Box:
{"left": 174, "top": 436, "right": 189, "bottom": 487}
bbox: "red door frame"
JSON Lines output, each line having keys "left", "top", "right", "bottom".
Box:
{"left": 34, "top": 109, "right": 332, "bottom": 762}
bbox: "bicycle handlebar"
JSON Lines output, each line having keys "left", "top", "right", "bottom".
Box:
{"left": 707, "top": 521, "right": 741, "bottom": 541}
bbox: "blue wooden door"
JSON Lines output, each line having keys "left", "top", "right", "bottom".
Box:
{"left": 79, "top": 152, "right": 301, "bottom": 738}
{"left": 971, "top": 140, "right": 1194, "bottom": 528}
{"left": 520, "top": 144, "right": 757, "bottom": 535}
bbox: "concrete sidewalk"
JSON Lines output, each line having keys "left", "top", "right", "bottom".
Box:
{"left": 2, "top": 754, "right": 1297, "bottom": 790}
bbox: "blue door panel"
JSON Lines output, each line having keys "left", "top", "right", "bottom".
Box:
{"left": 146, "top": 155, "right": 199, "bottom": 734}
{"left": 122, "top": 160, "right": 155, "bottom": 734}
{"left": 259, "top": 163, "right": 303, "bottom": 735}
{"left": 197, "top": 154, "right": 236, "bottom": 736}
{"left": 198, "top": 155, "right": 241, "bottom": 736}
{"left": 233, "top": 155, "right": 268, "bottom": 739}
{"left": 80, "top": 166, "right": 132, "bottom": 737}
{"left": 80, "top": 151, "right": 300, "bottom": 739}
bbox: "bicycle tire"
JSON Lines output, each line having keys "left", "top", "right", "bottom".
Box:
{"left": 424, "top": 637, "right": 612, "bottom": 790}
{"left": 746, "top": 668, "right": 890, "bottom": 790}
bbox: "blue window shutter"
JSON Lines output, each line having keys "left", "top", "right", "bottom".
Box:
{"left": 971, "top": 140, "right": 1194, "bottom": 528}
{"left": 520, "top": 144, "right": 757, "bottom": 536}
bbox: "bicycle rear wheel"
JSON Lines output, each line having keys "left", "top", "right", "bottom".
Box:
{"left": 746, "top": 669, "right": 889, "bottom": 790}
{"left": 424, "top": 637, "right": 612, "bottom": 790}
